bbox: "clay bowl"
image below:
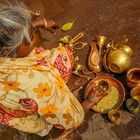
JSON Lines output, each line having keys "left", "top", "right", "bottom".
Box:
{"left": 85, "top": 76, "right": 125, "bottom": 114}
{"left": 126, "top": 68, "right": 140, "bottom": 88}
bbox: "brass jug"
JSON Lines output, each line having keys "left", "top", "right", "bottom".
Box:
{"left": 107, "top": 49, "right": 132, "bottom": 74}
{"left": 103, "top": 38, "right": 133, "bottom": 74}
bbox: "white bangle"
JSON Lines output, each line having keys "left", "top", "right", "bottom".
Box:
{"left": 43, "top": 18, "right": 48, "bottom": 29}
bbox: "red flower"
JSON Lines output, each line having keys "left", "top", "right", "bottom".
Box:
{"left": 19, "top": 98, "right": 38, "bottom": 112}
{"left": 37, "top": 58, "right": 48, "bottom": 66}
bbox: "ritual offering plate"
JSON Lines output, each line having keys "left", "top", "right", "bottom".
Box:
{"left": 85, "top": 76, "right": 125, "bottom": 114}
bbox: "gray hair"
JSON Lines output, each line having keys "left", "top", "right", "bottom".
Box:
{"left": 0, "top": 1, "right": 32, "bottom": 55}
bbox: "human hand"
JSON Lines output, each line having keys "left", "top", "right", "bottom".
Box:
{"left": 45, "top": 19, "right": 59, "bottom": 30}
{"left": 86, "top": 85, "right": 108, "bottom": 105}
{"left": 32, "top": 19, "right": 59, "bottom": 33}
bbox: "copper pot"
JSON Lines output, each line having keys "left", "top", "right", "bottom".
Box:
{"left": 126, "top": 68, "right": 140, "bottom": 88}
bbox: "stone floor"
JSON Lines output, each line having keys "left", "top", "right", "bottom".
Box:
{"left": 0, "top": 0, "right": 140, "bottom": 139}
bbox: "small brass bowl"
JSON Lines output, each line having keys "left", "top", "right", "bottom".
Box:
{"left": 97, "top": 36, "right": 107, "bottom": 55}
{"left": 130, "top": 87, "right": 140, "bottom": 101}
{"left": 108, "top": 109, "right": 121, "bottom": 124}
{"left": 85, "top": 76, "right": 125, "bottom": 114}
{"left": 126, "top": 98, "right": 139, "bottom": 114}
{"left": 97, "top": 36, "right": 107, "bottom": 47}
{"left": 98, "top": 80, "right": 110, "bottom": 93}
{"left": 107, "top": 49, "right": 132, "bottom": 74}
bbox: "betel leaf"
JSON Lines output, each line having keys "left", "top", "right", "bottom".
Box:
{"left": 61, "top": 20, "right": 75, "bottom": 31}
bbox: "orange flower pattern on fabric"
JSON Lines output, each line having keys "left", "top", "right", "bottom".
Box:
{"left": 51, "top": 66, "right": 55, "bottom": 71}
{"left": 1, "top": 81, "right": 21, "bottom": 91}
{"left": 15, "top": 68, "right": 29, "bottom": 72}
{"left": 30, "top": 65, "right": 43, "bottom": 70}
{"left": 63, "top": 109, "right": 73, "bottom": 125}
{"left": 57, "top": 46, "right": 66, "bottom": 52}
{"left": 33, "top": 83, "right": 51, "bottom": 98}
{"left": 39, "top": 104, "right": 57, "bottom": 118}
{"left": 55, "top": 75, "right": 67, "bottom": 94}
{"left": 73, "top": 121, "right": 79, "bottom": 128}
{"left": 0, "top": 47, "right": 84, "bottom": 132}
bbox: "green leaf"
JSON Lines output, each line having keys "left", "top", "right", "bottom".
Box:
{"left": 61, "top": 21, "right": 74, "bottom": 31}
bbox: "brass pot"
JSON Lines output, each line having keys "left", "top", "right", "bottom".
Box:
{"left": 108, "top": 109, "right": 121, "bottom": 124}
{"left": 126, "top": 98, "right": 139, "bottom": 114}
{"left": 119, "top": 45, "right": 133, "bottom": 57}
{"left": 107, "top": 49, "right": 132, "bottom": 74}
{"left": 130, "top": 87, "right": 140, "bottom": 101}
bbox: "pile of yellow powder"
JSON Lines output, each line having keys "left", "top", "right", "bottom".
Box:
{"left": 94, "top": 85, "right": 120, "bottom": 114}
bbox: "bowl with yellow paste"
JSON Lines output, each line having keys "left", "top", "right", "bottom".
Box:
{"left": 85, "top": 76, "right": 125, "bottom": 114}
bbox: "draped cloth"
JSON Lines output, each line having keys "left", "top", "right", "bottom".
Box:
{"left": 0, "top": 46, "right": 84, "bottom": 136}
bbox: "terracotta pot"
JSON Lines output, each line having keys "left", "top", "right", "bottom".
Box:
{"left": 84, "top": 76, "right": 125, "bottom": 114}
{"left": 126, "top": 68, "right": 140, "bottom": 88}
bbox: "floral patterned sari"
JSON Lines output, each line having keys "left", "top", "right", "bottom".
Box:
{"left": 0, "top": 45, "right": 84, "bottom": 136}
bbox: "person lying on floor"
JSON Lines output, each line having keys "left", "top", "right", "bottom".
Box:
{"left": 0, "top": 1, "right": 107, "bottom": 136}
